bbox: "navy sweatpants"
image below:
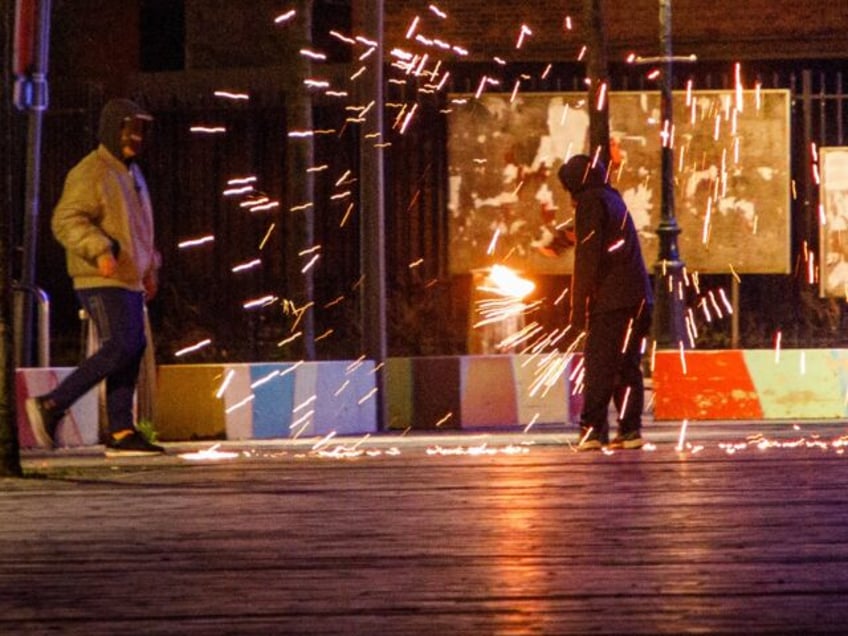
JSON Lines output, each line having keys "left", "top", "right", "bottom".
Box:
{"left": 47, "top": 288, "right": 147, "bottom": 436}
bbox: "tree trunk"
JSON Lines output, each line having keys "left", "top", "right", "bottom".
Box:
{"left": 353, "top": 0, "right": 387, "bottom": 429}
{"left": 583, "top": 0, "right": 611, "bottom": 165}
{"left": 284, "top": 0, "right": 316, "bottom": 360}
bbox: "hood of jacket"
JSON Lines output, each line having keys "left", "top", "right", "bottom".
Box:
{"left": 97, "top": 98, "right": 151, "bottom": 161}
{"left": 557, "top": 154, "right": 608, "bottom": 195}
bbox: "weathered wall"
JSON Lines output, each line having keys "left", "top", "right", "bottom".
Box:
{"left": 50, "top": 0, "right": 140, "bottom": 95}
{"left": 49, "top": 1, "right": 848, "bottom": 82}
{"left": 180, "top": 1, "right": 848, "bottom": 69}
{"left": 183, "top": 0, "right": 291, "bottom": 69}
{"left": 382, "top": 1, "right": 848, "bottom": 63}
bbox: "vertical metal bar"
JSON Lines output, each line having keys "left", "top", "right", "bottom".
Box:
{"left": 837, "top": 71, "right": 844, "bottom": 146}
{"left": 802, "top": 70, "right": 814, "bottom": 250}
{"left": 35, "top": 287, "right": 48, "bottom": 366}
{"left": 658, "top": 1, "right": 676, "bottom": 256}
{"left": 286, "top": 0, "right": 315, "bottom": 360}
{"left": 731, "top": 276, "right": 740, "bottom": 349}
{"left": 819, "top": 71, "right": 827, "bottom": 148}
{"left": 357, "top": 0, "right": 387, "bottom": 430}
{"left": 12, "top": 284, "right": 49, "bottom": 367}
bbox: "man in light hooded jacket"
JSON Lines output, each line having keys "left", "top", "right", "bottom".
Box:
{"left": 26, "top": 98, "right": 164, "bottom": 456}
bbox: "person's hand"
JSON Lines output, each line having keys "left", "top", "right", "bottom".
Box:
{"left": 551, "top": 227, "right": 576, "bottom": 254}
{"left": 97, "top": 252, "right": 118, "bottom": 277}
{"left": 143, "top": 270, "right": 159, "bottom": 301}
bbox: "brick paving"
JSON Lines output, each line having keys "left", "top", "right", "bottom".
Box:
{"left": 2, "top": 423, "right": 848, "bottom": 634}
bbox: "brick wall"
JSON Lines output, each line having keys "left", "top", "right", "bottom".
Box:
{"left": 179, "top": 0, "right": 848, "bottom": 71}
{"left": 184, "top": 0, "right": 292, "bottom": 69}
{"left": 50, "top": 1, "right": 847, "bottom": 82}
{"left": 382, "top": 1, "right": 848, "bottom": 63}
{"left": 50, "top": 0, "right": 140, "bottom": 96}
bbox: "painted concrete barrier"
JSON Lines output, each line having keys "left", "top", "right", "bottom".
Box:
{"left": 14, "top": 355, "right": 580, "bottom": 444}
{"left": 385, "top": 354, "right": 576, "bottom": 430}
{"left": 15, "top": 368, "right": 99, "bottom": 448}
{"left": 154, "top": 360, "right": 379, "bottom": 441}
{"left": 156, "top": 355, "right": 576, "bottom": 438}
{"left": 33, "top": 346, "right": 848, "bottom": 445}
{"left": 653, "top": 349, "right": 848, "bottom": 420}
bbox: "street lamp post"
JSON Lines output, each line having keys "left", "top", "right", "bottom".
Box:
{"left": 652, "top": 0, "right": 687, "bottom": 349}
{"left": 14, "top": 0, "right": 52, "bottom": 367}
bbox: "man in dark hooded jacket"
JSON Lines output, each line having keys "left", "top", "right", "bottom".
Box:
{"left": 25, "top": 98, "right": 164, "bottom": 456}
{"left": 558, "top": 154, "right": 653, "bottom": 450}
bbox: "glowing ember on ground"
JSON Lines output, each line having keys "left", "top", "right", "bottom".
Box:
{"left": 170, "top": 427, "right": 848, "bottom": 463}
{"left": 313, "top": 445, "right": 402, "bottom": 459}
{"left": 179, "top": 444, "right": 240, "bottom": 461}
{"left": 426, "top": 443, "right": 531, "bottom": 457}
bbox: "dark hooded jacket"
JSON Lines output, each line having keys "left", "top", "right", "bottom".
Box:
{"left": 557, "top": 154, "right": 653, "bottom": 330}
{"left": 52, "top": 99, "right": 160, "bottom": 291}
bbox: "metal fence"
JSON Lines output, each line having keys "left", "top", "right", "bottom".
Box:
{"left": 21, "top": 60, "right": 848, "bottom": 364}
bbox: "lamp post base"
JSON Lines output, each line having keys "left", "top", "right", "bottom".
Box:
{"left": 652, "top": 258, "right": 688, "bottom": 350}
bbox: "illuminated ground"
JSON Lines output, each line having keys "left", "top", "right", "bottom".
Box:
{"left": 3, "top": 421, "right": 848, "bottom": 634}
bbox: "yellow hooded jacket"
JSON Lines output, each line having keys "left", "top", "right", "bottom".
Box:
{"left": 51, "top": 99, "right": 160, "bottom": 292}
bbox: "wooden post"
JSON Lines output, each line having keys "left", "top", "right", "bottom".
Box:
{"left": 584, "top": 0, "right": 610, "bottom": 164}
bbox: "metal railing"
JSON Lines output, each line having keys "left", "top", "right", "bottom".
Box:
{"left": 13, "top": 284, "right": 50, "bottom": 368}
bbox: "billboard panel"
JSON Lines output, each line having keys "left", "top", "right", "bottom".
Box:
{"left": 447, "top": 90, "right": 791, "bottom": 275}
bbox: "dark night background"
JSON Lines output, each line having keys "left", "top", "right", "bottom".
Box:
{"left": 5, "top": 0, "right": 848, "bottom": 367}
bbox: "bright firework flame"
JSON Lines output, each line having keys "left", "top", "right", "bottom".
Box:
{"left": 478, "top": 265, "right": 535, "bottom": 299}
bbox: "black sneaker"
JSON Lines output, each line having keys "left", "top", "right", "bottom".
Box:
{"left": 609, "top": 431, "right": 644, "bottom": 450}
{"left": 105, "top": 431, "right": 165, "bottom": 458}
{"left": 25, "top": 397, "right": 62, "bottom": 448}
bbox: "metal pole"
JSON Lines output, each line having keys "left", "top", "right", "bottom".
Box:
{"left": 652, "top": 0, "right": 687, "bottom": 349}
{"left": 12, "top": 284, "right": 49, "bottom": 366}
{"left": 731, "top": 276, "right": 740, "bottom": 348}
{"left": 286, "top": 0, "right": 315, "bottom": 360}
{"left": 16, "top": 0, "right": 51, "bottom": 367}
{"left": 357, "top": 0, "right": 387, "bottom": 430}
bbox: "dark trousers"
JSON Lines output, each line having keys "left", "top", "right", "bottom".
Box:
{"left": 48, "top": 288, "right": 147, "bottom": 435}
{"left": 580, "top": 303, "right": 652, "bottom": 442}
